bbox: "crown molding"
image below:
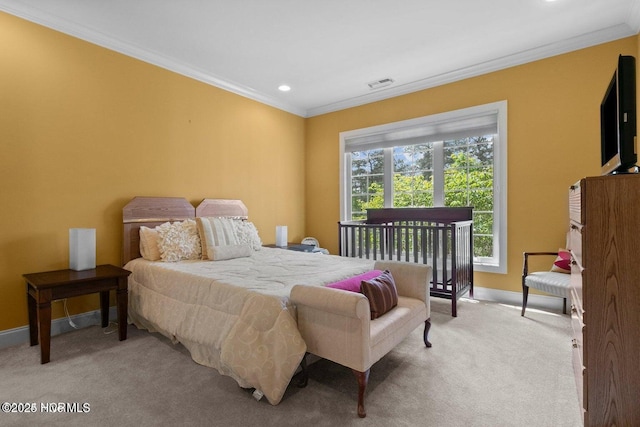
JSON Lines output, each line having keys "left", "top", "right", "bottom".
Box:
{"left": 2, "top": 2, "right": 637, "bottom": 119}
{"left": 0, "top": 2, "right": 308, "bottom": 117}
{"left": 306, "top": 23, "right": 637, "bottom": 117}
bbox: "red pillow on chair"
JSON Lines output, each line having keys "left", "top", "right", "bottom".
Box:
{"left": 551, "top": 249, "right": 571, "bottom": 273}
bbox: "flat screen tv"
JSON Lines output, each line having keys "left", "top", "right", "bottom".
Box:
{"left": 600, "top": 55, "right": 637, "bottom": 175}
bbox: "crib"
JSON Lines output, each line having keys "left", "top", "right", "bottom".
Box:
{"left": 338, "top": 207, "right": 474, "bottom": 317}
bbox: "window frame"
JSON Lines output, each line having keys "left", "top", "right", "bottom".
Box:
{"left": 339, "top": 101, "right": 507, "bottom": 274}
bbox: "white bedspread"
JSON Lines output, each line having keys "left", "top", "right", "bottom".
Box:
{"left": 125, "top": 248, "right": 374, "bottom": 405}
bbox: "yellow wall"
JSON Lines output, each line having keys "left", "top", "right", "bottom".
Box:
{"left": 0, "top": 12, "right": 306, "bottom": 331}
{"left": 1, "top": 11, "right": 638, "bottom": 333}
{"left": 305, "top": 36, "right": 639, "bottom": 294}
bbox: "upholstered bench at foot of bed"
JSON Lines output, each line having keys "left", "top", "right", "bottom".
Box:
{"left": 290, "top": 260, "right": 431, "bottom": 418}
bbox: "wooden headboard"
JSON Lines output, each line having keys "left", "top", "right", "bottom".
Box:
{"left": 196, "top": 198, "right": 248, "bottom": 219}
{"left": 122, "top": 197, "right": 250, "bottom": 265}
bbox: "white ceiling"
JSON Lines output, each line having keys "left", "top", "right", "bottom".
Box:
{"left": 1, "top": 0, "right": 639, "bottom": 117}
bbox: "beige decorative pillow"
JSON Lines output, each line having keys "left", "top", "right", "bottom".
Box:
{"left": 139, "top": 226, "right": 161, "bottom": 261}
{"left": 156, "top": 219, "right": 202, "bottom": 262}
{"left": 209, "top": 244, "right": 253, "bottom": 261}
{"left": 233, "top": 219, "right": 262, "bottom": 251}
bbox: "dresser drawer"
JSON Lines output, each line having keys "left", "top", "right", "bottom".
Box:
{"left": 569, "top": 225, "right": 582, "bottom": 263}
{"left": 570, "top": 302, "right": 584, "bottom": 349}
{"left": 570, "top": 257, "right": 583, "bottom": 314}
{"left": 570, "top": 276, "right": 584, "bottom": 322}
{"left": 571, "top": 305, "right": 586, "bottom": 411}
{"left": 572, "top": 345, "right": 586, "bottom": 414}
{"left": 569, "top": 181, "right": 582, "bottom": 223}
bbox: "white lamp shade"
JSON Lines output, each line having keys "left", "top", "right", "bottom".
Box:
{"left": 69, "top": 228, "right": 96, "bottom": 271}
{"left": 275, "top": 225, "right": 288, "bottom": 247}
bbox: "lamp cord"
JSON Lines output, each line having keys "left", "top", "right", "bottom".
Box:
{"left": 63, "top": 299, "right": 79, "bottom": 329}
{"left": 63, "top": 298, "right": 118, "bottom": 334}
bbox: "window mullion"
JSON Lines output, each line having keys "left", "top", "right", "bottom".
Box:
{"left": 383, "top": 147, "right": 393, "bottom": 207}
{"left": 345, "top": 152, "right": 353, "bottom": 219}
{"left": 432, "top": 140, "right": 444, "bottom": 206}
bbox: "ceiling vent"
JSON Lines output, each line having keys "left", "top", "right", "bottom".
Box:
{"left": 367, "top": 78, "right": 394, "bottom": 90}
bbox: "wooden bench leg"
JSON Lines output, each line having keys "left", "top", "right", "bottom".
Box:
{"left": 352, "top": 369, "right": 370, "bottom": 418}
{"left": 424, "top": 319, "right": 432, "bottom": 348}
{"left": 296, "top": 353, "right": 309, "bottom": 388}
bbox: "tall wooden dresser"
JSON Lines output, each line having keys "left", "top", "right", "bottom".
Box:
{"left": 569, "top": 174, "right": 640, "bottom": 426}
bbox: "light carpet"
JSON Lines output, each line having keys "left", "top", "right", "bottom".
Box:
{"left": 0, "top": 297, "right": 582, "bottom": 426}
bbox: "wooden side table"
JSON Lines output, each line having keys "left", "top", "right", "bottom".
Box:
{"left": 23, "top": 264, "right": 131, "bottom": 364}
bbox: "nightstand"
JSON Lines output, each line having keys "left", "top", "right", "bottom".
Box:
{"left": 23, "top": 264, "right": 131, "bottom": 364}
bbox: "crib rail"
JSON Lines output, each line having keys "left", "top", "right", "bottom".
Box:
{"left": 338, "top": 207, "right": 474, "bottom": 316}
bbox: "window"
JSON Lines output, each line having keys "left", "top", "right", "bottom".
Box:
{"left": 340, "top": 101, "right": 507, "bottom": 273}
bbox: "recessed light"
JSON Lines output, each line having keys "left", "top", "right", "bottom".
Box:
{"left": 278, "top": 85, "right": 291, "bottom": 92}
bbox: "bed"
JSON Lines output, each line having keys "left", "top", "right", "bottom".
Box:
{"left": 122, "top": 196, "right": 377, "bottom": 405}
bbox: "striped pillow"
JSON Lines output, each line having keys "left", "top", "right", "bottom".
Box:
{"left": 197, "top": 217, "right": 239, "bottom": 260}
{"left": 360, "top": 270, "right": 398, "bottom": 320}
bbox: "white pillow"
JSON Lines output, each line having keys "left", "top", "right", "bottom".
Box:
{"left": 156, "top": 219, "right": 202, "bottom": 262}
{"left": 233, "top": 220, "right": 262, "bottom": 251}
{"left": 139, "top": 226, "right": 161, "bottom": 261}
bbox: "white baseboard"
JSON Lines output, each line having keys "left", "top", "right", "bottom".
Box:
{"left": 470, "top": 286, "right": 567, "bottom": 314}
{"left": 0, "top": 306, "right": 118, "bottom": 350}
